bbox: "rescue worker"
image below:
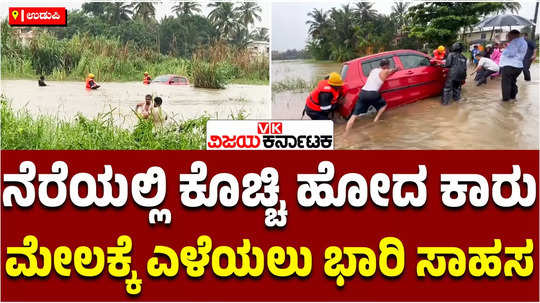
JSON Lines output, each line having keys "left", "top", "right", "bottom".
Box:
{"left": 143, "top": 72, "right": 152, "bottom": 84}
{"left": 441, "top": 42, "right": 467, "bottom": 105}
{"left": 433, "top": 45, "right": 446, "bottom": 61}
{"left": 304, "top": 72, "right": 344, "bottom": 120}
{"left": 85, "top": 73, "right": 100, "bottom": 89}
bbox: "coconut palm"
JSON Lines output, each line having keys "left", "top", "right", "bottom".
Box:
{"left": 307, "top": 8, "right": 329, "bottom": 39}
{"left": 208, "top": 2, "right": 237, "bottom": 37}
{"left": 252, "top": 27, "right": 269, "bottom": 41}
{"left": 172, "top": 2, "right": 202, "bottom": 17}
{"left": 133, "top": 2, "right": 156, "bottom": 23}
{"left": 105, "top": 2, "right": 134, "bottom": 25}
{"left": 354, "top": 2, "right": 377, "bottom": 22}
{"left": 234, "top": 2, "right": 262, "bottom": 28}
{"left": 502, "top": 2, "right": 522, "bottom": 14}
{"left": 391, "top": 2, "right": 410, "bottom": 36}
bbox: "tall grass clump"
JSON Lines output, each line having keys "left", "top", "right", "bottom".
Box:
{"left": 0, "top": 98, "right": 213, "bottom": 150}
{"left": 191, "top": 41, "right": 269, "bottom": 88}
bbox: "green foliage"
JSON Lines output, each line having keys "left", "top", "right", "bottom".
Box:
{"left": 1, "top": 99, "right": 210, "bottom": 150}
{"left": 1, "top": 27, "right": 267, "bottom": 84}
{"left": 306, "top": 2, "right": 397, "bottom": 62}
{"left": 407, "top": 2, "right": 507, "bottom": 48}
{"left": 191, "top": 60, "right": 229, "bottom": 89}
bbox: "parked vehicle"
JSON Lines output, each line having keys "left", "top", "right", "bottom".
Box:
{"left": 339, "top": 50, "right": 447, "bottom": 119}
{"left": 153, "top": 74, "right": 190, "bottom": 85}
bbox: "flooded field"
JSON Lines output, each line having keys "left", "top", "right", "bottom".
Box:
{"left": 272, "top": 60, "right": 539, "bottom": 149}
{"left": 1, "top": 80, "right": 270, "bottom": 127}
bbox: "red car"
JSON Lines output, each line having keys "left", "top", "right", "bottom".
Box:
{"left": 153, "top": 74, "right": 190, "bottom": 85}
{"left": 339, "top": 50, "right": 447, "bottom": 119}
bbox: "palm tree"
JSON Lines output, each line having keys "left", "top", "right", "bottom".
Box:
{"left": 234, "top": 2, "right": 262, "bottom": 28}
{"left": 307, "top": 8, "right": 329, "bottom": 40}
{"left": 105, "top": 2, "right": 134, "bottom": 25}
{"left": 208, "top": 2, "right": 237, "bottom": 37}
{"left": 133, "top": 2, "right": 156, "bottom": 23}
{"left": 391, "top": 2, "right": 410, "bottom": 36}
{"left": 252, "top": 27, "right": 269, "bottom": 41}
{"left": 172, "top": 2, "right": 202, "bottom": 17}
{"left": 502, "top": 2, "right": 521, "bottom": 14}
{"left": 354, "top": 2, "right": 376, "bottom": 23}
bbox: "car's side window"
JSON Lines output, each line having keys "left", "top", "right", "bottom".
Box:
{"left": 398, "top": 55, "right": 430, "bottom": 70}
{"left": 361, "top": 58, "right": 395, "bottom": 77}
{"left": 172, "top": 77, "right": 181, "bottom": 83}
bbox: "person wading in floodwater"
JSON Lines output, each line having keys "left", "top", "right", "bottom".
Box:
{"left": 85, "top": 73, "right": 100, "bottom": 89}
{"left": 441, "top": 42, "right": 467, "bottom": 105}
{"left": 304, "top": 72, "right": 344, "bottom": 120}
{"left": 344, "top": 59, "right": 398, "bottom": 136}
{"left": 136, "top": 94, "right": 154, "bottom": 119}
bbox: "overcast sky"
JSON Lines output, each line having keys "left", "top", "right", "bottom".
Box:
{"left": 272, "top": 1, "right": 539, "bottom": 51}
{"left": 1, "top": 1, "right": 270, "bottom": 28}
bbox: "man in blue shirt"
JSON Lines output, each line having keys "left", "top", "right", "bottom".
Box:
{"left": 522, "top": 33, "right": 537, "bottom": 81}
{"left": 499, "top": 30, "right": 528, "bottom": 101}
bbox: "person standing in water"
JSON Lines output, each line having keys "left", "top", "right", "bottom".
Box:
{"left": 136, "top": 94, "right": 154, "bottom": 119}
{"left": 345, "top": 59, "right": 398, "bottom": 135}
{"left": 499, "top": 30, "right": 528, "bottom": 101}
{"left": 38, "top": 76, "right": 47, "bottom": 87}
{"left": 151, "top": 96, "right": 168, "bottom": 128}
{"left": 441, "top": 42, "right": 467, "bottom": 105}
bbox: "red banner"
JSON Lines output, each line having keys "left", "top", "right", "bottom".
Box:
{"left": 8, "top": 7, "right": 67, "bottom": 26}
{"left": 1, "top": 150, "right": 538, "bottom": 301}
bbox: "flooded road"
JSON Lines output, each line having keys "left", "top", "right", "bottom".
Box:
{"left": 272, "top": 60, "right": 539, "bottom": 149}
{"left": 1, "top": 80, "right": 270, "bottom": 127}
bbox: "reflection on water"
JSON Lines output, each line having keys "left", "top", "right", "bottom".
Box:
{"left": 1, "top": 80, "right": 270, "bottom": 127}
{"left": 272, "top": 60, "right": 539, "bottom": 149}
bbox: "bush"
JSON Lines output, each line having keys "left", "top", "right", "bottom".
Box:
{"left": 0, "top": 99, "right": 211, "bottom": 150}
{"left": 191, "top": 60, "right": 229, "bottom": 89}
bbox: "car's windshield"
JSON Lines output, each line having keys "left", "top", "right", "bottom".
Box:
{"left": 154, "top": 75, "right": 170, "bottom": 82}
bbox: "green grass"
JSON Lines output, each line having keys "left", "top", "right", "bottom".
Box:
{"left": 1, "top": 98, "right": 215, "bottom": 150}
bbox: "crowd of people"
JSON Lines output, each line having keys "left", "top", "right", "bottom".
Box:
{"left": 304, "top": 29, "right": 537, "bottom": 133}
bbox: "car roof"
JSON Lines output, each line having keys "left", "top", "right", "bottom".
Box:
{"left": 344, "top": 49, "right": 427, "bottom": 65}
{"left": 156, "top": 74, "right": 187, "bottom": 78}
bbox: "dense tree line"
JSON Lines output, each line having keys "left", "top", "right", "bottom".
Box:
{"left": 306, "top": 2, "right": 521, "bottom": 62}
{"left": 49, "top": 2, "right": 269, "bottom": 58}
{"left": 271, "top": 49, "right": 311, "bottom": 60}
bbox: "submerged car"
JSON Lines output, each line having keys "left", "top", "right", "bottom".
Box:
{"left": 338, "top": 49, "right": 447, "bottom": 119}
{"left": 153, "top": 74, "right": 190, "bottom": 85}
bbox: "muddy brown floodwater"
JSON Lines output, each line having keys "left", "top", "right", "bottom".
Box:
{"left": 272, "top": 60, "right": 539, "bottom": 149}
{"left": 1, "top": 80, "right": 270, "bottom": 127}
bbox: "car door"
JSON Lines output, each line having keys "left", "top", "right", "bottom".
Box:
{"left": 394, "top": 53, "right": 441, "bottom": 104}
{"left": 360, "top": 56, "right": 404, "bottom": 108}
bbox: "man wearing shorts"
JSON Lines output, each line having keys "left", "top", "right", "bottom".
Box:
{"left": 345, "top": 59, "right": 398, "bottom": 135}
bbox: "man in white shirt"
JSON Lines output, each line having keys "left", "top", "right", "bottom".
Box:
{"left": 471, "top": 53, "right": 500, "bottom": 86}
